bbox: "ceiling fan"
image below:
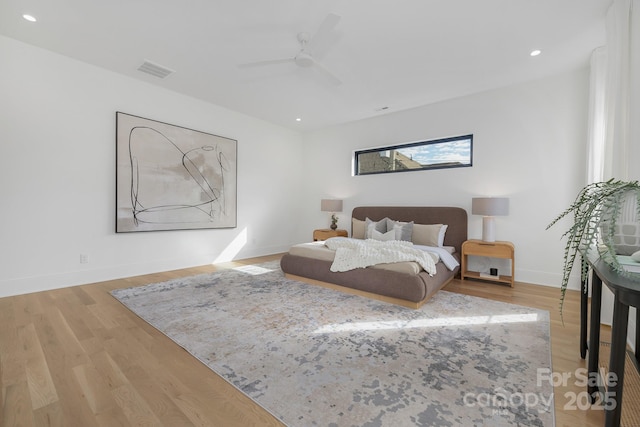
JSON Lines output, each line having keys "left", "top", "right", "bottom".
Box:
{"left": 238, "top": 13, "right": 342, "bottom": 85}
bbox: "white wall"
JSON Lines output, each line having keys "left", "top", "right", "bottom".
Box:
{"left": 0, "top": 35, "right": 304, "bottom": 298}
{"left": 0, "top": 33, "right": 592, "bottom": 299}
{"left": 300, "top": 67, "right": 590, "bottom": 289}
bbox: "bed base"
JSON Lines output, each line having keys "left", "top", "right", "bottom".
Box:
{"left": 284, "top": 272, "right": 454, "bottom": 309}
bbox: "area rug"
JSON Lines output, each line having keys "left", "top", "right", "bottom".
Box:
{"left": 111, "top": 262, "right": 554, "bottom": 426}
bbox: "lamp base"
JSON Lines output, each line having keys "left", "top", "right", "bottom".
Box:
{"left": 482, "top": 216, "right": 496, "bottom": 242}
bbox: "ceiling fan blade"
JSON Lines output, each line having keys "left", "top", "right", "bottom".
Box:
{"left": 313, "top": 61, "right": 342, "bottom": 86}
{"left": 238, "top": 58, "right": 294, "bottom": 68}
{"left": 307, "top": 13, "right": 341, "bottom": 53}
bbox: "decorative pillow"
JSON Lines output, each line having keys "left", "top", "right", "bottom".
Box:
{"left": 371, "top": 229, "right": 396, "bottom": 241}
{"left": 352, "top": 218, "right": 366, "bottom": 239}
{"left": 365, "top": 217, "right": 388, "bottom": 238}
{"left": 386, "top": 218, "right": 414, "bottom": 241}
{"left": 412, "top": 223, "right": 445, "bottom": 247}
{"left": 438, "top": 224, "right": 449, "bottom": 247}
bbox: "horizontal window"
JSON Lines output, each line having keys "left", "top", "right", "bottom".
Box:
{"left": 354, "top": 134, "right": 473, "bottom": 176}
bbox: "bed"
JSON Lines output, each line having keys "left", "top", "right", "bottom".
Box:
{"left": 280, "top": 206, "right": 468, "bottom": 308}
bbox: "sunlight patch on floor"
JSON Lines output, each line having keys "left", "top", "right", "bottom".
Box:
{"left": 232, "top": 265, "right": 275, "bottom": 275}
{"left": 313, "top": 313, "right": 539, "bottom": 333}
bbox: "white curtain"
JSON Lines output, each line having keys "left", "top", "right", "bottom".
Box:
{"left": 587, "top": 46, "right": 607, "bottom": 184}
{"left": 587, "top": 0, "right": 639, "bottom": 342}
{"left": 600, "top": 0, "right": 639, "bottom": 182}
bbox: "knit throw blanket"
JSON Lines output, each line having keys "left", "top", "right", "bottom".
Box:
{"left": 325, "top": 237, "right": 438, "bottom": 274}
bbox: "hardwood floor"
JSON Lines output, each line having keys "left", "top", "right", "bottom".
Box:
{"left": 1, "top": 254, "right": 608, "bottom": 426}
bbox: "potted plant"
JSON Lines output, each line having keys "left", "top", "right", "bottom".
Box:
{"left": 547, "top": 179, "right": 640, "bottom": 315}
{"left": 330, "top": 213, "right": 339, "bottom": 230}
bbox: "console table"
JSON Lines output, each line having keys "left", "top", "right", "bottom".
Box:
{"left": 581, "top": 255, "right": 640, "bottom": 427}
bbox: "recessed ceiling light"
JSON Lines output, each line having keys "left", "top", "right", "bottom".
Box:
{"left": 296, "top": 118, "right": 302, "bottom": 122}
{"left": 22, "top": 14, "right": 37, "bottom": 22}
{"left": 530, "top": 49, "right": 542, "bottom": 57}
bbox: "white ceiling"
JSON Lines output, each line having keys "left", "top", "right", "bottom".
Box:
{"left": 1, "top": 0, "right": 611, "bottom": 131}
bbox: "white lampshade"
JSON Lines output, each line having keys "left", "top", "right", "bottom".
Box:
{"left": 472, "top": 197, "right": 509, "bottom": 242}
{"left": 320, "top": 199, "right": 343, "bottom": 212}
{"left": 472, "top": 197, "right": 509, "bottom": 216}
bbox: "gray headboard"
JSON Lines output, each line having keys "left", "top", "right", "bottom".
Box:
{"left": 351, "top": 206, "right": 468, "bottom": 254}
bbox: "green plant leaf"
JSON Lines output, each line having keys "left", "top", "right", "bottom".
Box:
{"left": 547, "top": 179, "right": 640, "bottom": 320}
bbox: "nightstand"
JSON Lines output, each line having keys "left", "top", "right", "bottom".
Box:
{"left": 313, "top": 229, "right": 348, "bottom": 241}
{"left": 461, "top": 239, "right": 515, "bottom": 287}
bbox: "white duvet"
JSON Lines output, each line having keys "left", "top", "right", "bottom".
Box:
{"left": 325, "top": 237, "right": 439, "bottom": 275}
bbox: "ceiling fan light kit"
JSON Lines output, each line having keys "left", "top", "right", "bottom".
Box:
{"left": 294, "top": 53, "right": 314, "bottom": 68}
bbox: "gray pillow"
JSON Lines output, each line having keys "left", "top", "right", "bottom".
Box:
{"left": 386, "top": 218, "right": 414, "bottom": 241}
{"left": 365, "top": 217, "right": 388, "bottom": 238}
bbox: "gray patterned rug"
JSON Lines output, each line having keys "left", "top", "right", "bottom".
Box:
{"left": 111, "top": 261, "right": 554, "bottom": 426}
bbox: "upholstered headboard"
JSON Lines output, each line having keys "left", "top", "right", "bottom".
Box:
{"left": 351, "top": 206, "right": 468, "bottom": 254}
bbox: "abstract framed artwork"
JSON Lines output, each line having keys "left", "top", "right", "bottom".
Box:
{"left": 116, "top": 112, "right": 237, "bottom": 232}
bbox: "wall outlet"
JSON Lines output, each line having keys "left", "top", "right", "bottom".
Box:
{"left": 80, "top": 254, "right": 89, "bottom": 264}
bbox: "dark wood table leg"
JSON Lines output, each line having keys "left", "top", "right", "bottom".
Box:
{"left": 587, "top": 271, "right": 602, "bottom": 400}
{"left": 605, "top": 296, "right": 629, "bottom": 427}
{"left": 580, "top": 259, "right": 589, "bottom": 359}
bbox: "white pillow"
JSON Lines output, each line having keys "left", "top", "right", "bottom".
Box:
{"left": 372, "top": 229, "right": 396, "bottom": 241}
{"left": 438, "top": 224, "right": 448, "bottom": 247}
{"left": 365, "top": 217, "right": 388, "bottom": 238}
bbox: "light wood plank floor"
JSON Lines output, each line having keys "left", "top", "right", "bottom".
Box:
{"left": 1, "top": 254, "right": 609, "bottom": 426}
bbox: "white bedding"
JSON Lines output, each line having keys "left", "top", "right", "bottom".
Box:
{"left": 325, "top": 237, "right": 439, "bottom": 275}
{"left": 288, "top": 242, "right": 423, "bottom": 275}
{"left": 413, "top": 245, "right": 460, "bottom": 271}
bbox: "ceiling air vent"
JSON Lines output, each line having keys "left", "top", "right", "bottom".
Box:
{"left": 137, "top": 60, "right": 175, "bottom": 79}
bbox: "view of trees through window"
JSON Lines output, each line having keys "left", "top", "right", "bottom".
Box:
{"left": 354, "top": 134, "right": 473, "bottom": 175}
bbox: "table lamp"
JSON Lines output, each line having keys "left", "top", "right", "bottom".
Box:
{"left": 472, "top": 197, "right": 509, "bottom": 242}
{"left": 321, "top": 199, "right": 343, "bottom": 230}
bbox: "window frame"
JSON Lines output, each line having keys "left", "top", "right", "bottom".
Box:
{"left": 354, "top": 134, "right": 473, "bottom": 176}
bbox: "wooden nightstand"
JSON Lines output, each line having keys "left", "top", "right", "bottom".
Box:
{"left": 461, "top": 239, "right": 515, "bottom": 287}
{"left": 313, "top": 229, "right": 348, "bottom": 241}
